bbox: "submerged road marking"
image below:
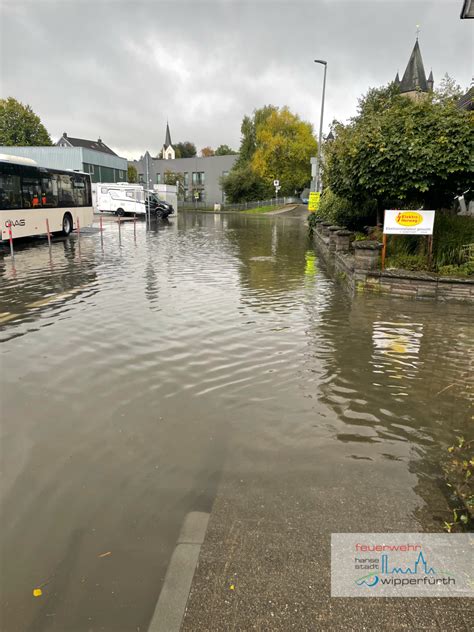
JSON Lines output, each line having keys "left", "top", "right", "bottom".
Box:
{"left": 0, "top": 312, "right": 16, "bottom": 324}
{"left": 148, "top": 511, "right": 210, "bottom": 632}
{"left": 27, "top": 286, "right": 88, "bottom": 309}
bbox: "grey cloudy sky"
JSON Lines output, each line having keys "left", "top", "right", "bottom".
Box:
{"left": 1, "top": 0, "right": 472, "bottom": 159}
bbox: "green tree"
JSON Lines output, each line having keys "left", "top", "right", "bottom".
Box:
{"left": 220, "top": 164, "right": 268, "bottom": 203}
{"left": 128, "top": 164, "right": 138, "bottom": 183}
{"left": 0, "top": 97, "right": 52, "bottom": 146}
{"left": 215, "top": 144, "right": 237, "bottom": 156}
{"left": 434, "top": 73, "right": 463, "bottom": 104}
{"left": 251, "top": 107, "right": 317, "bottom": 195}
{"left": 174, "top": 141, "right": 196, "bottom": 158}
{"left": 324, "top": 86, "right": 473, "bottom": 214}
{"left": 236, "top": 105, "right": 277, "bottom": 167}
{"left": 163, "top": 170, "right": 185, "bottom": 198}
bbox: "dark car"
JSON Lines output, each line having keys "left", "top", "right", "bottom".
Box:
{"left": 148, "top": 194, "right": 174, "bottom": 219}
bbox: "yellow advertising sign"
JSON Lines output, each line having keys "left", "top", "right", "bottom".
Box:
{"left": 384, "top": 210, "right": 435, "bottom": 235}
{"left": 395, "top": 211, "right": 423, "bottom": 227}
{"left": 308, "top": 191, "right": 320, "bottom": 212}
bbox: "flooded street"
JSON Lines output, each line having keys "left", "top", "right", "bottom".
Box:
{"left": 0, "top": 212, "right": 472, "bottom": 631}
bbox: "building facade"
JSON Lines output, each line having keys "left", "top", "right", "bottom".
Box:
{"left": 0, "top": 134, "right": 128, "bottom": 183}
{"left": 131, "top": 152, "right": 238, "bottom": 205}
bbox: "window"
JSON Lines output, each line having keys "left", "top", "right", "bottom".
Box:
{"left": 156, "top": 173, "right": 162, "bottom": 184}
{"left": 0, "top": 174, "right": 21, "bottom": 209}
{"left": 192, "top": 171, "right": 205, "bottom": 186}
{"left": 41, "top": 176, "right": 58, "bottom": 207}
{"left": 72, "top": 175, "right": 88, "bottom": 206}
{"left": 184, "top": 172, "right": 189, "bottom": 187}
{"left": 21, "top": 177, "right": 43, "bottom": 209}
{"left": 138, "top": 174, "right": 144, "bottom": 183}
{"left": 58, "top": 175, "right": 77, "bottom": 206}
{"left": 119, "top": 170, "right": 124, "bottom": 179}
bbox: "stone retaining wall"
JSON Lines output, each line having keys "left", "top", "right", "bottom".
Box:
{"left": 312, "top": 223, "right": 474, "bottom": 303}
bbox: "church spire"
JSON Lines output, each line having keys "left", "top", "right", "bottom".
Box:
{"left": 399, "top": 39, "right": 428, "bottom": 94}
{"left": 427, "top": 69, "right": 434, "bottom": 92}
{"left": 164, "top": 121, "right": 172, "bottom": 149}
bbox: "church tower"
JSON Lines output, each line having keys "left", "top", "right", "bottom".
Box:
{"left": 396, "top": 38, "right": 432, "bottom": 100}
{"left": 162, "top": 122, "right": 175, "bottom": 160}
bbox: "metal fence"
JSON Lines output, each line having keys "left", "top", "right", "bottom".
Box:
{"left": 179, "top": 197, "right": 302, "bottom": 212}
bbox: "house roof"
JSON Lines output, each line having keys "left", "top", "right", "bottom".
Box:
{"left": 457, "top": 86, "right": 474, "bottom": 110}
{"left": 399, "top": 40, "right": 428, "bottom": 93}
{"left": 460, "top": 0, "right": 474, "bottom": 18}
{"left": 57, "top": 133, "right": 118, "bottom": 156}
{"left": 164, "top": 122, "right": 172, "bottom": 149}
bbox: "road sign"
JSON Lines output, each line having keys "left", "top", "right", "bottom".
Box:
{"left": 308, "top": 191, "right": 320, "bottom": 212}
{"left": 273, "top": 179, "right": 279, "bottom": 187}
{"left": 383, "top": 210, "right": 435, "bottom": 235}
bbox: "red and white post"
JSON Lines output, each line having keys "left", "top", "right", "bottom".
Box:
{"left": 8, "top": 225, "right": 14, "bottom": 262}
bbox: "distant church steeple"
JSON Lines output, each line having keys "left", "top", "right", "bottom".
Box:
{"left": 427, "top": 69, "right": 434, "bottom": 92}
{"left": 396, "top": 37, "right": 432, "bottom": 100}
{"left": 162, "top": 122, "right": 175, "bottom": 160}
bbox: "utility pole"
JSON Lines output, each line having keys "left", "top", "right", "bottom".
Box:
{"left": 314, "top": 59, "right": 327, "bottom": 193}
{"left": 145, "top": 152, "right": 150, "bottom": 225}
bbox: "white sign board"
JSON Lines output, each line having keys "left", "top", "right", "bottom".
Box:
{"left": 383, "top": 210, "right": 435, "bottom": 235}
{"left": 273, "top": 179, "right": 279, "bottom": 187}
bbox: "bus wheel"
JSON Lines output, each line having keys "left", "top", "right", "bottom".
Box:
{"left": 115, "top": 208, "right": 125, "bottom": 217}
{"left": 62, "top": 213, "right": 73, "bottom": 236}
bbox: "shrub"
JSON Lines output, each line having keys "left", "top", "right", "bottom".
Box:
{"left": 433, "top": 214, "right": 474, "bottom": 267}
{"left": 438, "top": 262, "right": 474, "bottom": 277}
{"left": 318, "top": 188, "right": 376, "bottom": 230}
{"left": 385, "top": 253, "right": 430, "bottom": 271}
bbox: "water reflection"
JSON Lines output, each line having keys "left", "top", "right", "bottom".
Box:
{"left": 0, "top": 213, "right": 472, "bottom": 631}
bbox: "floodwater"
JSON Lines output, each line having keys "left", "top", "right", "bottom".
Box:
{"left": 0, "top": 212, "right": 472, "bottom": 631}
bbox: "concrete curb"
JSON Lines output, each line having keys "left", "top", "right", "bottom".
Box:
{"left": 148, "top": 511, "right": 210, "bottom": 632}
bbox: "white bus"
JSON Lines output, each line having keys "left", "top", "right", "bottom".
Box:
{"left": 0, "top": 154, "right": 93, "bottom": 240}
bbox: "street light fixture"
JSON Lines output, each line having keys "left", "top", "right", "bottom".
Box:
{"left": 314, "top": 59, "right": 327, "bottom": 193}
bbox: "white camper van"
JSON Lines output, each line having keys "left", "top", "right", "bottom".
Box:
{"left": 95, "top": 183, "right": 174, "bottom": 218}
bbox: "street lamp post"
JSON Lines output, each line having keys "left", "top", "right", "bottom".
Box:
{"left": 314, "top": 59, "right": 327, "bottom": 193}
{"left": 145, "top": 153, "right": 151, "bottom": 226}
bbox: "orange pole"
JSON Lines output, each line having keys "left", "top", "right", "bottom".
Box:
{"left": 381, "top": 234, "right": 387, "bottom": 270}
{"left": 427, "top": 235, "right": 433, "bottom": 268}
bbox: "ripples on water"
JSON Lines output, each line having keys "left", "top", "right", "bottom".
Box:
{"left": 0, "top": 213, "right": 472, "bottom": 630}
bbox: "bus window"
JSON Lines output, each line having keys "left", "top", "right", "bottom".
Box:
{"left": 57, "top": 174, "right": 77, "bottom": 207}
{"left": 72, "top": 175, "right": 88, "bottom": 206}
{"left": 0, "top": 173, "right": 21, "bottom": 210}
{"left": 22, "top": 177, "right": 43, "bottom": 209}
{"left": 41, "top": 176, "right": 59, "bottom": 207}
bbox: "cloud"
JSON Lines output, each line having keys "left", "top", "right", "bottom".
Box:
{"left": 1, "top": 0, "right": 472, "bottom": 159}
